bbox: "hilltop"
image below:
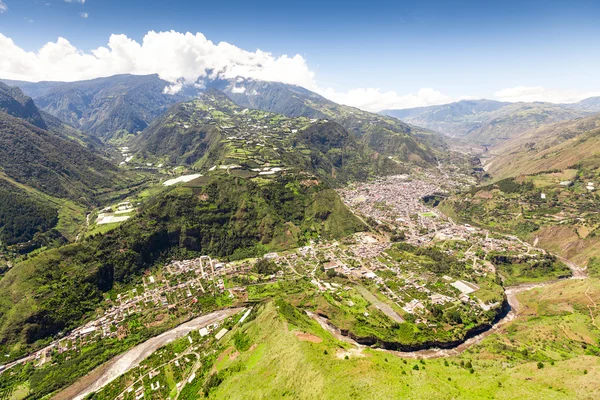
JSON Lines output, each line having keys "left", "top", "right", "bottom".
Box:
{"left": 133, "top": 90, "right": 404, "bottom": 186}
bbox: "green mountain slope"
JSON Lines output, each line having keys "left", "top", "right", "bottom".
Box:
{"left": 0, "top": 178, "right": 59, "bottom": 247}
{"left": 0, "top": 82, "right": 46, "bottom": 129}
{"left": 180, "top": 281, "right": 600, "bottom": 400}
{"left": 383, "top": 100, "right": 589, "bottom": 146}
{"left": 0, "top": 85, "right": 132, "bottom": 251}
{"left": 0, "top": 111, "right": 121, "bottom": 200}
{"left": 133, "top": 90, "right": 404, "bottom": 185}
{"left": 213, "top": 78, "right": 443, "bottom": 166}
{"left": 0, "top": 174, "right": 365, "bottom": 347}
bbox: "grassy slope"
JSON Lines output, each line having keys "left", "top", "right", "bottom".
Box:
{"left": 207, "top": 279, "right": 600, "bottom": 399}
{"left": 0, "top": 172, "right": 86, "bottom": 245}
{"left": 441, "top": 174, "right": 600, "bottom": 267}
{"left": 486, "top": 114, "right": 600, "bottom": 180}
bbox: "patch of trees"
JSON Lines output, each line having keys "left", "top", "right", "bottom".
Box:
{"left": 0, "top": 180, "right": 58, "bottom": 245}
{"left": 253, "top": 258, "right": 279, "bottom": 275}
{"left": 391, "top": 242, "right": 468, "bottom": 276}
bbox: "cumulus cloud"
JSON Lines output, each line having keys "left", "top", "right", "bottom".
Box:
{"left": 0, "top": 1, "right": 8, "bottom": 14}
{"left": 231, "top": 86, "right": 247, "bottom": 94}
{"left": 494, "top": 86, "right": 600, "bottom": 104}
{"left": 0, "top": 30, "right": 456, "bottom": 112}
{"left": 0, "top": 31, "right": 318, "bottom": 88}
{"left": 79, "top": 12, "right": 88, "bottom": 18}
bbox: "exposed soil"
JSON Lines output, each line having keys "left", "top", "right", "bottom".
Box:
{"left": 295, "top": 331, "right": 323, "bottom": 343}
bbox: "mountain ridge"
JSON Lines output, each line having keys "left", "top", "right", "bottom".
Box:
{"left": 381, "top": 98, "right": 593, "bottom": 146}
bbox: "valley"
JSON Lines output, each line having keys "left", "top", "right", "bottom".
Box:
{"left": 0, "top": 71, "right": 598, "bottom": 399}
{"left": 0, "top": 164, "right": 587, "bottom": 399}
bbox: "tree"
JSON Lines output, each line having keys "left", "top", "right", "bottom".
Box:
{"left": 254, "top": 258, "right": 279, "bottom": 275}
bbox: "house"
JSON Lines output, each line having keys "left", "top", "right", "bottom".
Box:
{"left": 324, "top": 260, "right": 339, "bottom": 270}
{"left": 215, "top": 328, "right": 228, "bottom": 340}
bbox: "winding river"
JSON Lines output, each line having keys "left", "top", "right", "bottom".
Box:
{"left": 308, "top": 271, "right": 585, "bottom": 359}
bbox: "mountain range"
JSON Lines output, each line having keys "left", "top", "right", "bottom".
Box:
{"left": 2, "top": 75, "right": 446, "bottom": 169}
{"left": 133, "top": 89, "right": 405, "bottom": 185}
{"left": 382, "top": 98, "right": 599, "bottom": 146}
{"left": 1, "top": 74, "right": 195, "bottom": 142}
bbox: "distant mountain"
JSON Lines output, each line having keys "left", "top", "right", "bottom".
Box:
{"left": 485, "top": 113, "right": 600, "bottom": 179}
{"left": 382, "top": 99, "right": 589, "bottom": 146}
{"left": 134, "top": 89, "right": 404, "bottom": 186}
{"left": 2, "top": 74, "right": 198, "bottom": 141}
{"left": 3, "top": 75, "right": 446, "bottom": 166}
{"left": 209, "top": 78, "right": 445, "bottom": 166}
{"left": 563, "top": 97, "right": 600, "bottom": 112}
{"left": 382, "top": 99, "right": 509, "bottom": 122}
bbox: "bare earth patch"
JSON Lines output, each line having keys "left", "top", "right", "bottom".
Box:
{"left": 294, "top": 331, "right": 323, "bottom": 343}
{"left": 336, "top": 348, "right": 365, "bottom": 359}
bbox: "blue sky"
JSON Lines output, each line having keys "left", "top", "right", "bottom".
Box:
{"left": 1, "top": 0, "right": 599, "bottom": 110}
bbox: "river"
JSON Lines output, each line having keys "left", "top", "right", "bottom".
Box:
{"left": 53, "top": 308, "right": 242, "bottom": 400}
{"left": 308, "top": 274, "right": 583, "bottom": 359}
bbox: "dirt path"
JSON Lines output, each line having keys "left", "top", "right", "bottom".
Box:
{"left": 584, "top": 286, "right": 600, "bottom": 331}
{"left": 355, "top": 285, "right": 404, "bottom": 323}
{"left": 54, "top": 308, "right": 242, "bottom": 400}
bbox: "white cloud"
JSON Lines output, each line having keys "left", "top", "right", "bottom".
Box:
{"left": 493, "top": 86, "right": 600, "bottom": 104}
{"left": 231, "top": 86, "right": 246, "bottom": 94}
{"left": 79, "top": 12, "right": 88, "bottom": 18}
{"left": 163, "top": 81, "right": 183, "bottom": 95}
{"left": 0, "top": 30, "right": 455, "bottom": 112}
{"left": 65, "top": 0, "right": 85, "bottom": 3}
{"left": 0, "top": 31, "right": 318, "bottom": 88}
{"left": 0, "top": 1, "right": 8, "bottom": 14}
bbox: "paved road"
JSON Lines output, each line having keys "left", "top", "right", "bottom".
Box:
{"left": 54, "top": 308, "right": 242, "bottom": 400}
{"left": 355, "top": 285, "right": 404, "bottom": 323}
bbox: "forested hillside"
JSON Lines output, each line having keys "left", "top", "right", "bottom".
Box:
{"left": 0, "top": 174, "right": 364, "bottom": 348}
